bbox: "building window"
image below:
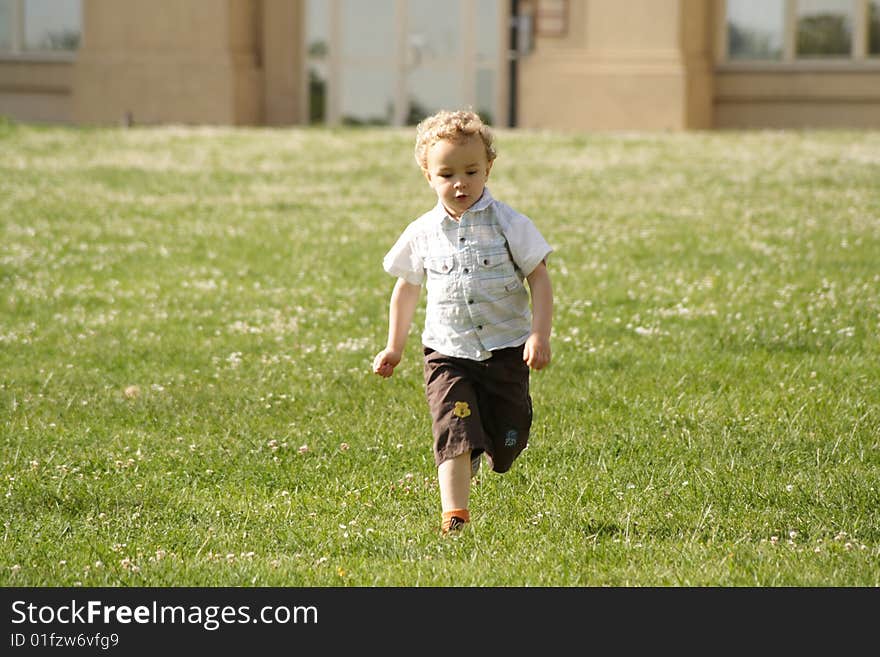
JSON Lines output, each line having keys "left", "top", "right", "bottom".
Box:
{"left": 305, "top": 0, "right": 329, "bottom": 123}
{"left": 727, "top": 0, "right": 785, "bottom": 59}
{"left": 0, "top": 0, "right": 81, "bottom": 55}
{"left": 338, "top": 0, "right": 396, "bottom": 125}
{"left": 305, "top": 0, "right": 505, "bottom": 127}
{"left": 721, "top": 0, "right": 880, "bottom": 63}
{"left": 0, "top": 1, "right": 12, "bottom": 51}
{"left": 870, "top": 0, "right": 880, "bottom": 53}
{"left": 796, "top": 0, "right": 853, "bottom": 56}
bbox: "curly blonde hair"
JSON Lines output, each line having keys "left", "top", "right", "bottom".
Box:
{"left": 414, "top": 109, "right": 497, "bottom": 170}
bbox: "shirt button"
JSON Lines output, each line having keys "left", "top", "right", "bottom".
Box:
{"left": 468, "top": 299, "right": 474, "bottom": 304}
{"left": 459, "top": 237, "right": 465, "bottom": 243}
{"left": 463, "top": 268, "right": 469, "bottom": 274}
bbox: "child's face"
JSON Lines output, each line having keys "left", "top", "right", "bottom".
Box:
{"left": 423, "top": 135, "right": 492, "bottom": 220}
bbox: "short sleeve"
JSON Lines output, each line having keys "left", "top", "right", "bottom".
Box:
{"left": 382, "top": 224, "right": 425, "bottom": 286}
{"left": 498, "top": 206, "right": 553, "bottom": 277}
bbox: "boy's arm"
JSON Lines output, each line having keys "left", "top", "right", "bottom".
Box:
{"left": 523, "top": 261, "right": 553, "bottom": 370}
{"left": 373, "top": 278, "right": 421, "bottom": 378}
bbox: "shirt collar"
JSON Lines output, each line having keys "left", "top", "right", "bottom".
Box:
{"left": 431, "top": 187, "right": 495, "bottom": 224}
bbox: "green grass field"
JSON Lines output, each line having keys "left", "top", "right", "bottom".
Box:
{"left": 1, "top": 120, "right": 878, "bottom": 586}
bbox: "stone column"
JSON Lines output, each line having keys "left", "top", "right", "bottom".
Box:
{"left": 72, "top": 0, "right": 264, "bottom": 125}
{"left": 262, "top": 0, "right": 304, "bottom": 125}
{"left": 518, "top": 0, "right": 714, "bottom": 131}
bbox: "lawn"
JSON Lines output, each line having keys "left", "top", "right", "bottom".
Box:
{"left": 1, "top": 120, "right": 878, "bottom": 586}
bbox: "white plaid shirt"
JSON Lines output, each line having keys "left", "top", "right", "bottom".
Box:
{"left": 383, "top": 188, "right": 553, "bottom": 361}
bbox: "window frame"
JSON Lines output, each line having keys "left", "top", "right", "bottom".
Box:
{"left": 0, "top": 0, "right": 81, "bottom": 61}
{"left": 716, "top": 0, "right": 880, "bottom": 70}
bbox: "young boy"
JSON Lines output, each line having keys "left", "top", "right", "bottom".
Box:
{"left": 372, "top": 109, "right": 553, "bottom": 533}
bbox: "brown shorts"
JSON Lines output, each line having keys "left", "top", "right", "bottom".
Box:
{"left": 423, "top": 345, "right": 532, "bottom": 473}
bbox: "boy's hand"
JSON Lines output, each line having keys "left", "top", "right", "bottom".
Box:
{"left": 523, "top": 333, "right": 551, "bottom": 371}
{"left": 372, "top": 348, "right": 402, "bottom": 378}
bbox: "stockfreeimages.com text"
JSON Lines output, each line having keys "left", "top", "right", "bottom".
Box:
{"left": 11, "top": 599, "right": 317, "bottom": 631}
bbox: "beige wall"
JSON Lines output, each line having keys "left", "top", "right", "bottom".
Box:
{"left": 0, "top": 59, "right": 74, "bottom": 123}
{"left": 518, "top": 0, "right": 715, "bottom": 131}
{"left": 72, "top": 0, "right": 264, "bottom": 125}
{"left": 714, "top": 70, "right": 880, "bottom": 129}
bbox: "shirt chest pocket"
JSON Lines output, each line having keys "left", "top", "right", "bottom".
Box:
{"left": 426, "top": 256, "right": 455, "bottom": 275}
{"left": 478, "top": 252, "right": 508, "bottom": 269}
{"left": 477, "top": 251, "right": 517, "bottom": 278}
{"left": 425, "top": 257, "right": 458, "bottom": 295}
{"left": 476, "top": 251, "right": 521, "bottom": 297}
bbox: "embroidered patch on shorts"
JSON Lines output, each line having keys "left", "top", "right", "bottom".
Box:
{"left": 453, "top": 401, "right": 472, "bottom": 419}
{"left": 504, "top": 429, "right": 519, "bottom": 447}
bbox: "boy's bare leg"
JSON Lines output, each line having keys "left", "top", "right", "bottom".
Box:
{"left": 438, "top": 451, "right": 471, "bottom": 531}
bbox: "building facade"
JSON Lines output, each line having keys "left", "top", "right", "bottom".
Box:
{"left": 1, "top": 0, "right": 879, "bottom": 130}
